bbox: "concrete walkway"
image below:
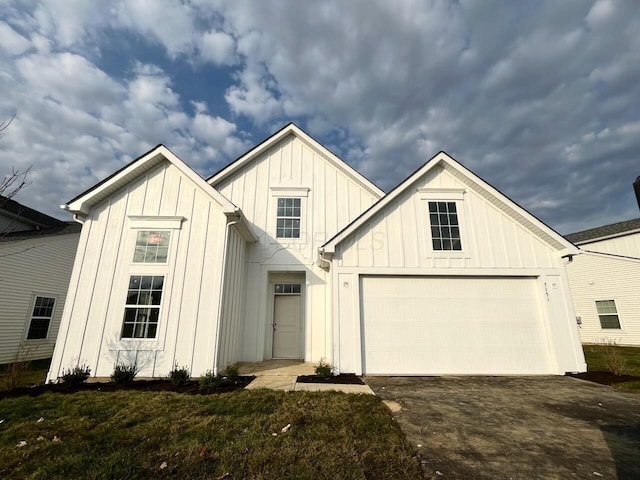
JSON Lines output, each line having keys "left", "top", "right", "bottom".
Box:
{"left": 239, "top": 360, "right": 374, "bottom": 394}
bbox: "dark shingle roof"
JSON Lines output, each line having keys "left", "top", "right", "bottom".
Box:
{"left": 0, "top": 221, "right": 81, "bottom": 243}
{"left": 0, "top": 195, "right": 66, "bottom": 229}
{"left": 565, "top": 218, "right": 640, "bottom": 244}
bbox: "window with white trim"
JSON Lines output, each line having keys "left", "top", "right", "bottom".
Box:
{"left": 428, "top": 201, "right": 462, "bottom": 251}
{"left": 133, "top": 231, "right": 171, "bottom": 263}
{"left": 121, "top": 275, "right": 164, "bottom": 338}
{"left": 26, "top": 296, "right": 55, "bottom": 340}
{"left": 595, "top": 300, "right": 621, "bottom": 329}
{"left": 276, "top": 198, "right": 301, "bottom": 238}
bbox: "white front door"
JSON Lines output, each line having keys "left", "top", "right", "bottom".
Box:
{"left": 272, "top": 284, "right": 302, "bottom": 359}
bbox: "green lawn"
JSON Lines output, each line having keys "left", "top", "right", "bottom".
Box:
{"left": 582, "top": 344, "right": 640, "bottom": 391}
{"left": 0, "top": 389, "right": 423, "bottom": 479}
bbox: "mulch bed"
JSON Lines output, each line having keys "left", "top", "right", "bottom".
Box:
{"left": 568, "top": 371, "right": 640, "bottom": 386}
{"left": 296, "top": 374, "right": 365, "bottom": 385}
{"left": 0, "top": 376, "right": 254, "bottom": 400}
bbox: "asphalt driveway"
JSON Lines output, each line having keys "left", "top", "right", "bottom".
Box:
{"left": 366, "top": 376, "right": 640, "bottom": 480}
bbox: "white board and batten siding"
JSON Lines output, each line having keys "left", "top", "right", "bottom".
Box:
{"left": 0, "top": 233, "right": 80, "bottom": 364}
{"left": 216, "top": 227, "right": 248, "bottom": 369}
{"left": 566, "top": 252, "right": 640, "bottom": 346}
{"left": 333, "top": 163, "right": 585, "bottom": 375}
{"left": 48, "top": 161, "right": 237, "bottom": 380}
{"left": 212, "top": 133, "right": 381, "bottom": 363}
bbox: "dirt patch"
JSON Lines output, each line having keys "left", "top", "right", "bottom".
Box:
{"left": 366, "top": 376, "right": 640, "bottom": 480}
{"left": 0, "top": 376, "right": 254, "bottom": 399}
{"left": 296, "top": 374, "right": 365, "bottom": 385}
{"left": 569, "top": 370, "right": 640, "bottom": 386}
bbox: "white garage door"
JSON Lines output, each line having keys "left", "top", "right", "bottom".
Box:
{"left": 360, "top": 276, "right": 553, "bottom": 375}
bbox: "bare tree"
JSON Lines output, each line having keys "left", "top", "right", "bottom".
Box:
{"left": 0, "top": 114, "right": 14, "bottom": 139}
{"left": 1, "top": 114, "right": 32, "bottom": 234}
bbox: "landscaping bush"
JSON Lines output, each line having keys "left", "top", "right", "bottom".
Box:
{"left": 168, "top": 363, "right": 190, "bottom": 386}
{"left": 110, "top": 362, "right": 138, "bottom": 385}
{"left": 315, "top": 358, "right": 334, "bottom": 379}
{"left": 199, "top": 370, "right": 224, "bottom": 393}
{"left": 222, "top": 363, "right": 239, "bottom": 382}
{"left": 598, "top": 339, "right": 629, "bottom": 377}
{"left": 2, "top": 344, "right": 34, "bottom": 390}
{"left": 61, "top": 364, "right": 91, "bottom": 386}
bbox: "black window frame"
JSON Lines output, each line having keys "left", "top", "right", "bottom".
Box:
{"left": 428, "top": 201, "right": 462, "bottom": 251}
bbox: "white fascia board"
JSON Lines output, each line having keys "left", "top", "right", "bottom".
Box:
{"left": 437, "top": 156, "right": 578, "bottom": 255}
{"left": 580, "top": 249, "right": 640, "bottom": 263}
{"left": 208, "top": 123, "right": 385, "bottom": 199}
{"left": 322, "top": 153, "right": 444, "bottom": 253}
{"left": 573, "top": 228, "right": 640, "bottom": 246}
{"left": 225, "top": 209, "right": 258, "bottom": 242}
{"left": 322, "top": 151, "right": 578, "bottom": 255}
{"left": 62, "top": 145, "right": 237, "bottom": 216}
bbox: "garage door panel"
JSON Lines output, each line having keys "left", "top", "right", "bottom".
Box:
{"left": 361, "top": 276, "right": 552, "bottom": 375}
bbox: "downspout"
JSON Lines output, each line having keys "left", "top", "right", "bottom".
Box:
{"left": 317, "top": 247, "right": 332, "bottom": 269}
{"left": 212, "top": 216, "right": 239, "bottom": 375}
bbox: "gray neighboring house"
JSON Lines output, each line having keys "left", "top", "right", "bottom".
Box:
{"left": 565, "top": 216, "right": 640, "bottom": 346}
{"left": 0, "top": 196, "right": 81, "bottom": 364}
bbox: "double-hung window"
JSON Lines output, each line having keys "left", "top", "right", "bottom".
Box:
{"left": 121, "top": 275, "right": 164, "bottom": 338}
{"left": 428, "top": 201, "right": 462, "bottom": 251}
{"left": 26, "top": 296, "right": 55, "bottom": 340}
{"left": 276, "top": 198, "right": 301, "bottom": 238}
{"left": 595, "top": 300, "right": 621, "bottom": 329}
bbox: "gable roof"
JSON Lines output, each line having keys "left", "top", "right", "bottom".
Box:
{"left": 0, "top": 195, "right": 66, "bottom": 230}
{"left": 321, "top": 151, "right": 578, "bottom": 255}
{"left": 63, "top": 145, "right": 257, "bottom": 242}
{"left": 565, "top": 217, "right": 640, "bottom": 245}
{"left": 0, "top": 222, "right": 82, "bottom": 243}
{"left": 207, "top": 123, "right": 385, "bottom": 199}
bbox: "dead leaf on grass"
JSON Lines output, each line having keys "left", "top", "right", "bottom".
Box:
{"left": 16, "top": 440, "right": 27, "bottom": 448}
{"left": 159, "top": 461, "right": 168, "bottom": 470}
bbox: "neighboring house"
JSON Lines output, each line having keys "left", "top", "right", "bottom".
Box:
{"left": 565, "top": 217, "right": 640, "bottom": 346}
{"left": 47, "top": 124, "right": 586, "bottom": 381}
{"left": 0, "top": 196, "right": 81, "bottom": 364}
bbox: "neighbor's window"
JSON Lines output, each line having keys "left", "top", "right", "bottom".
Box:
{"left": 276, "top": 198, "right": 301, "bottom": 238}
{"left": 595, "top": 300, "right": 621, "bottom": 329}
{"left": 121, "top": 275, "right": 164, "bottom": 339}
{"left": 133, "top": 231, "right": 171, "bottom": 263}
{"left": 428, "top": 201, "right": 462, "bottom": 251}
{"left": 26, "top": 296, "right": 55, "bottom": 340}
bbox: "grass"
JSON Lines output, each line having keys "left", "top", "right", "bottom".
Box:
{"left": 0, "top": 359, "right": 50, "bottom": 391}
{"left": 0, "top": 389, "right": 423, "bottom": 479}
{"left": 582, "top": 345, "right": 640, "bottom": 390}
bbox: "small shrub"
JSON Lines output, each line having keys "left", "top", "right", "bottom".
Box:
{"left": 61, "top": 364, "right": 91, "bottom": 386}
{"left": 598, "top": 339, "right": 629, "bottom": 377}
{"left": 199, "top": 370, "right": 224, "bottom": 393}
{"left": 168, "top": 362, "right": 190, "bottom": 386}
{"left": 222, "top": 363, "right": 239, "bottom": 383}
{"left": 315, "top": 358, "right": 333, "bottom": 379}
{"left": 3, "top": 344, "right": 34, "bottom": 390}
{"left": 111, "top": 362, "right": 138, "bottom": 385}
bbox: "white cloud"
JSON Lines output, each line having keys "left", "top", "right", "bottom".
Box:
{"left": 199, "top": 30, "right": 235, "bottom": 65}
{"left": 0, "top": 22, "right": 31, "bottom": 55}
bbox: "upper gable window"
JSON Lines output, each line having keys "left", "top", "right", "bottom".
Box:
{"left": 429, "top": 201, "right": 462, "bottom": 251}
{"left": 276, "top": 198, "right": 301, "bottom": 238}
{"left": 133, "top": 231, "right": 171, "bottom": 263}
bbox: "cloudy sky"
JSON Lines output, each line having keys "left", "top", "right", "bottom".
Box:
{"left": 1, "top": 0, "right": 639, "bottom": 234}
